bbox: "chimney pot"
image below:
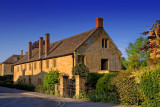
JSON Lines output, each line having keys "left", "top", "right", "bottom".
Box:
{"left": 95, "top": 17, "right": 103, "bottom": 28}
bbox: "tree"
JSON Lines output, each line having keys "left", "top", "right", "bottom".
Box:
{"left": 140, "top": 20, "right": 160, "bottom": 66}
{"left": 124, "top": 36, "right": 149, "bottom": 69}
{"left": 121, "top": 57, "right": 127, "bottom": 70}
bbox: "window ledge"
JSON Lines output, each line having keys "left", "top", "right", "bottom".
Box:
{"left": 98, "top": 70, "right": 109, "bottom": 74}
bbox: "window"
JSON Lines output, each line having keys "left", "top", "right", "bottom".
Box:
{"left": 38, "top": 78, "right": 42, "bottom": 85}
{"left": 34, "top": 62, "right": 36, "bottom": 70}
{"left": 39, "top": 62, "right": 41, "bottom": 69}
{"left": 21, "top": 65, "right": 22, "bottom": 71}
{"left": 53, "top": 59, "right": 56, "bottom": 67}
{"left": 17, "top": 66, "right": 19, "bottom": 72}
{"left": 29, "top": 64, "right": 31, "bottom": 70}
{"left": 11, "top": 66, "right": 13, "bottom": 73}
{"left": 78, "top": 55, "right": 84, "bottom": 63}
{"left": 13, "top": 57, "right": 18, "bottom": 62}
{"left": 101, "top": 59, "right": 109, "bottom": 70}
{"left": 102, "top": 38, "right": 108, "bottom": 48}
{"left": 46, "top": 60, "right": 49, "bottom": 68}
{"left": 25, "top": 64, "right": 26, "bottom": 70}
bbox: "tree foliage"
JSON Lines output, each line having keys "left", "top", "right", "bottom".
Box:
{"left": 124, "top": 36, "right": 149, "bottom": 69}
{"left": 72, "top": 63, "right": 89, "bottom": 80}
{"left": 140, "top": 67, "right": 160, "bottom": 107}
{"left": 43, "top": 70, "right": 59, "bottom": 93}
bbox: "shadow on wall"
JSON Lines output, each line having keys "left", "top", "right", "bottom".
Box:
{"left": 16, "top": 70, "right": 47, "bottom": 87}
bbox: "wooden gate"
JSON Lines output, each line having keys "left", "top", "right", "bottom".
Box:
{"left": 63, "top": 76, "right": 75, "bottom": 98}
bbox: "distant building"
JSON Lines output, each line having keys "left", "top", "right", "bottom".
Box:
{"left": 14, "top": 17, "right": 122, "bottom": 86}
{"left": 0, "top": 50, "right": 24, "bottom": 76}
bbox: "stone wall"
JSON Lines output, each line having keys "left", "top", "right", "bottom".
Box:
{"left": 75, "top": 75, "right": 85, "bottom": 98}
{"left": 76, "top": 28, "right": 122, "bottom": 73}
{"left": 0, "top": 64, "right": 13, "bottom": 76}
{"left": 14, "top": 55, "right": 73, "bottom": 86}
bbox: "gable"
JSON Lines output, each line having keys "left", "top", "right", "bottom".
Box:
{"left": 76, "top": 28, "right": 122, "bottom": 56}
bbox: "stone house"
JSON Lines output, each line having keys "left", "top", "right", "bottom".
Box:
{"left": 0, "top": 50, "right": 24, "bottom": 76}
{"left": 14, "top": 17, "right": 122, "bottom": 86}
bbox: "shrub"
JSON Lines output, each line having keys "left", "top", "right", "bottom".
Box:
{"left": 112, "top": 70, "right": 142, "bottom": 105}
{"left": 88, "top": 92, "right": 103, "bottom": 102}
{"left": 43, "top": 70, "right": 60, "bottom": 94}
{"left": 35, "top": 85, "right": 45, "bottom": 93}
{"left": 72, "top": 63, "right": 89, "bottom": 80}
{"left": 0, "top": 81, "right": 35, "bottom": 91}
{"left": 0, "top": 75, "right": 13, "bottom": 82}
{"left": 85, "top": 73, "right": 104, "bottom": 89}
{"left": 96, "top": 73, "right": 119, "bottom": 103}
{"left": 15, "top": 82, "right": 35, "bottom": 91}
{"left": 140, "top": 66, "right": 160, "bottom": 107}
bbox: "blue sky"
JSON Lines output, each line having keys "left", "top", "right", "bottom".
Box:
{"left": 0, "top": 0, "right": 160, "bottom": 62}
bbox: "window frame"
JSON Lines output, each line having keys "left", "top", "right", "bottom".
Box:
{"left": 77, "top": 55, "right": 85, "bottom": 64}
{"left": 102, "top": 38, "right": 108, "bottom": 48}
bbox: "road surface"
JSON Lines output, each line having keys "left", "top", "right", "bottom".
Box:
{"left": 0, "top": 86, "right": 133, "bottom": 107}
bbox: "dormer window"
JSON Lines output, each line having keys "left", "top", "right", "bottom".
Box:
{"left": 102, "top": 38, "right": 108, "bottom": 48}
{"left": 13, "top": 57, "right": 18, "bottom": 62}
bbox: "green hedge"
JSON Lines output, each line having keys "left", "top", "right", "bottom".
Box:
{"left": 140, "top": 67, "right": 160, "bottom": 107}
{"left": 0, "top": 81, "right": 35, "bottom": 91}
{"left": 86, "top": 73, "right": 104, "bottom": 89}
{"left": 87, "top": 73, "right": 119, "bottom": 104}
{"left": 0, "top": 75, "right": 13, "bottom": 82}
{"left": 96, "top": 73, "right": 119, "bottom": 103}
{"left": 112, "top": 70, "right": 141, "bottom": 105}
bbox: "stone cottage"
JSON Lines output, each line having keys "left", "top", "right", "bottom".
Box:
{"left": 14, "top": 17, "right": 122, "bottom": 86}
{"left": 0, "top": 50, "right": 23, "bottom": 76}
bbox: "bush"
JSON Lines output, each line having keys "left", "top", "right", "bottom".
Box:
{"left": 140, "top": 66, "right": 160, "bottom": 107}
{"left": 96, "top": 73, "right": 119, "bottom": 103}
{"left": 0, "top": 81, "right": 35, "bottom": 91}
{"left": 43, "top": 70, "right": 60, "bottom": 94}
{"left": 35, "top": 85, "right": 45, "bottom": 93}
{"left": 72, "top": 63, "right": 89, "bottom": 80}
{"left": 86, "top": 73, "right": 104, "bottom": 89}
{"left": 0, "top": 75, "right": 13, "bottom": 82}
{"left": 112, "top": 70, "right": 142, "bottom": 105}
{"left": 15, "top": 82, "right": 35, "bottom": 91}
{"left": 88, "top": 92, "right": 103, "bottom": 102}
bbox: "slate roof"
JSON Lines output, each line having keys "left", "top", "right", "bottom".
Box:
{"left": 2, "top": 55, "right": 23, "bottom": 64}
{"left": 15, "top": 28, "right": 98, "bottom": 65}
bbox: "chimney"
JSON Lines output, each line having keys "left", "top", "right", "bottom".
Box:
{"left": 21, "top": 49, "right": 23, "bottom": 55}
{"left": 28, "top": 40, "right": 32, "bottom": 60}
{"left": 45, "top": 33, "right": 50, "bottom": 57}
{"left": 95, "top": 17, "right": 103, "bottom": 28}
{"left": 39, "top": 37, "right": 43, "bottom": 58}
